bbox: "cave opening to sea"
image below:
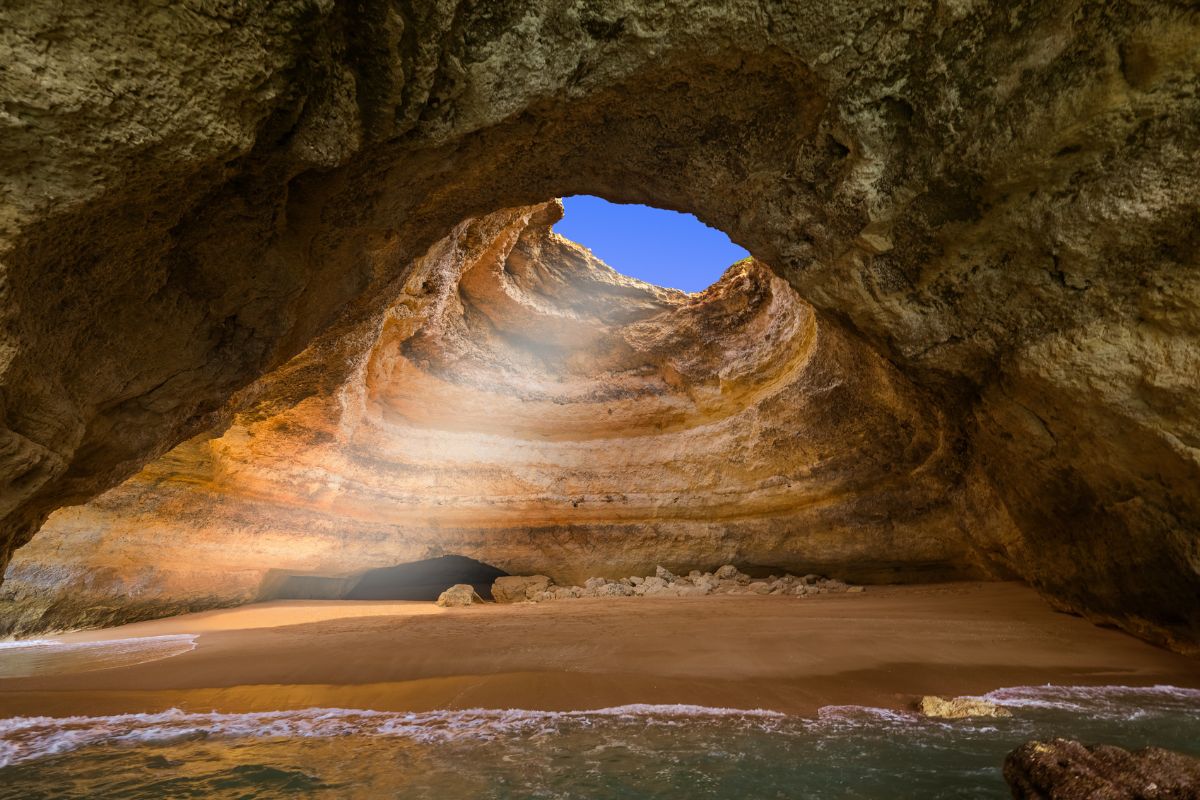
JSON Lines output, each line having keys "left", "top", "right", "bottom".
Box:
{"left": 3, "top": 4, "right": 1200, "bottom": 797}
{"left": 5, "top": 193, "right": 1196, "bottom": 797}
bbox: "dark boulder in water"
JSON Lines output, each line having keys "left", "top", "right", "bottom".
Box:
{"left": 1004, "top": 738, "right": 1200, "bottom": 799}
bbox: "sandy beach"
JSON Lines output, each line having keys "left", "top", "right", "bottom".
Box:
{"left": 1, "top": 582, "right": 1196, "bottom": 719}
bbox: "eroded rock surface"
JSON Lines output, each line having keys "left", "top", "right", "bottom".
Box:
{"left": 0, "top": 2, "right": 1197, "bottom": 648}
{"left": 2, "top": 205, "right": 1003, "bottom": 635}
{"left": 492, "top": 576, "right": 552, "bottom": 605}
{"left": 1005, "top": 739, "right": 1200, "bottom": 799}
{"left": 436, "top": 584, "right": 483, "bottom": 608}
{"left": 918, "top": 695, "right": 1012, "bottom": 720}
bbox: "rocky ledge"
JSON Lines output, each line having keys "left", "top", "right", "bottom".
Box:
{"left": 1005, "top": 739, "right": 1200, "bottom": 800}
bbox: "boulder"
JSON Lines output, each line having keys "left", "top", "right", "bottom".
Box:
{"left": 1004, "top": 739, "right": 1200, "bottom": 799}
{"left": 714, "top": 565, "right": 740, "bottom": 580}
{"left": 436, "top": 584, "right": 483, "bottom": 607}
{"left": 917, "top": 696, "right": 1012, "bottom": 719}
{"left": 491, "top": 575, "right": 551, "bottom": 604}
{"left": 655, "top": 565, "right": 678, "bottom": 582}
{"left": 640, "top": 579, "right": 675, "bottom": 596}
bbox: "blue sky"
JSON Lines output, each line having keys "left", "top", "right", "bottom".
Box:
{"left": 553, "top": 195, "right": 748, "bottom": 292}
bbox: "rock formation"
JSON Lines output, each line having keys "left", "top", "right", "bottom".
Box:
{"left": 435, "top": 584, "right": 484, "bottom": 608}
{"left": 1005, "top": 739, "right": 1200, "bottom": 799}
{"left": 490, "top": 566, "right": 864, "bottom": 603}
{"left": 0, "top": 2, "right": 1196, "bottom": 649}
{"left": 917, "top": 695, "right": 1012, "bottom": 720}
{"left": 492, "top": 575, "right": 552, "bottom": 605}
{"left": 2, "top": 204, "right": 1003, "bottom": 635}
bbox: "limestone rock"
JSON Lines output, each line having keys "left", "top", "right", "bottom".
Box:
{"left": 917, "top": 696, "right": 1013, "bottom": 720}
{"left": 479, "top": 567, "right": 861, "bottom": 605}
{"left": 636, "top": 577, "right": 670, "bottom": 596}
{"left": 0, "top": 1, "right": 1197, "bottom": 650}
{"left": 491, "top": 575, "right": 551, "bottom": 604}
{"left": 1004, "top": 739, "right": 1200, "bottom": 799}
{"left": 436, "top": 584, "right": 483, "bottom": 608}
{"left": 0, "top": 207, "right": 988, "bottom": 637}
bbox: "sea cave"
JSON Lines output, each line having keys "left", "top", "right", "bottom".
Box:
{"left": 0, "top": 2, "right": 1197, "bottom": 797}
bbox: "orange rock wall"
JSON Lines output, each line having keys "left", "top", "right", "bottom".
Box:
{"left": 2, "top": 205, "right": 1010, "bottom": 634}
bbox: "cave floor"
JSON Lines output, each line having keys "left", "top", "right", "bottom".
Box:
{"left": 1, "top": 582, "right": 1195, "bottom": 718}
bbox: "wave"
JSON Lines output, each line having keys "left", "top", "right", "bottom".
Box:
{"left": 0, "top": 635, "right": 196, "bottom": 651}
{"left": 813, "top": 704, "right": 920, "bottom": 728}
{"left": 2, "top": 685, "right": 1196, "bottom": 770}
{"left": 0, "top": 704, "right": 784, "bottom": 768}
{"left": 0, "top": 635, "right": 197, "bottom": 680}
{"left": 983, "top": 684, "right": 1200, "bottom": 715}
{"left": 0, "top": 639, "right": 62, "bottom": 649}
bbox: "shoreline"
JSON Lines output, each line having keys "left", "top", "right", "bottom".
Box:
{"left": 1, "top": 582, "right": 1196, "bottom": 719}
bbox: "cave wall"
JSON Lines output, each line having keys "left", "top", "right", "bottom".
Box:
{"left": 2, "top": 204, "right": 1009, "bottom": 635}
{"left": 0, "top": 1, "right": 1196, "bottom": 649}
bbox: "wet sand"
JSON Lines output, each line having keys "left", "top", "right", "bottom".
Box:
{"left": 1, "top": 582, "right": 1195, "bottom": 718}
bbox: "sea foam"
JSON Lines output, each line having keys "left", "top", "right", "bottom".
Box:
{"left": 0, "top": 639, "right": 62, "bottom": 649}
{"left": 0, "top": 704, "right": 784, "bottom": 768}
{"left": 3, "top": 685, "right": 1197, "bottom": 770}
{"left": 0, "top": 635, "right": 197, "bottom": 679}
{"left": 984, "top": 684, "right": 1200, "bottom": 715}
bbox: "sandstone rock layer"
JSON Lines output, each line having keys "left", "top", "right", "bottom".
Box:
{"left": 0, "top": 1, "right": 1197, "bottom": 648}
{"left": 2, "top": 205, "right": 1005, "bottom": 634}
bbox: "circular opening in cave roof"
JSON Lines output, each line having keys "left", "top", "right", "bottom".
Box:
{"left": 552, "top": 195, "right": 749, "bottom": 293}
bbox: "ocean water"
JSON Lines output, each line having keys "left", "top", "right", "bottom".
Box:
{"left": 0, "top": 686, "right": 1197, "bottom": 799}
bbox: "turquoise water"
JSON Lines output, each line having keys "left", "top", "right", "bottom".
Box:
{"left": 1, "top": 686, "right": 1197, "bottom": 799}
